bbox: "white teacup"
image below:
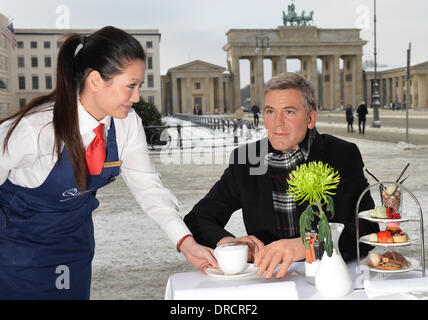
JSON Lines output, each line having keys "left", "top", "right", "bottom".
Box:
{"left": 214, "top": 243, "right": 248, "bottom": 275}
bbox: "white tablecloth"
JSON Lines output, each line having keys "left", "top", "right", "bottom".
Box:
{"left": 165, "top": 261, "right": 427, "bottom": 300}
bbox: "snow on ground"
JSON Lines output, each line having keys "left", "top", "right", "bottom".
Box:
{"left": 90, "top": 116, "right": 428, "bottom": 300}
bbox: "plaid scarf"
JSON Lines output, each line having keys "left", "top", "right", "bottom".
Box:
{"left": 266, "top": 129, "right": 316, "bottom": 239}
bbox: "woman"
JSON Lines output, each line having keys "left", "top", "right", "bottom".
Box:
{"left": 0, "top": 26, "right": 217, "bottom": 299}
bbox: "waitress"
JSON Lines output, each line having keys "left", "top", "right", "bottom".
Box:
{"left": 0, "top": 26, "right": 217, "bottom": 299}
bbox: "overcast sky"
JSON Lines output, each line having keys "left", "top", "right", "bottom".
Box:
{"left": 1, "top": 0, "right": 427, "bottom": 86}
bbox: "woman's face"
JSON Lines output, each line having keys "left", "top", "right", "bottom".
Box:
{"left": 86, "top": 59, "right": 145, "bottom": 120}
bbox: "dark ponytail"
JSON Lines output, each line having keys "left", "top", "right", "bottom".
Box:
{"left": 1, "top": 26, "right": 146, "bottom": 192}
{"left": 54, "top": 34, "right": 86, "bottom": 192}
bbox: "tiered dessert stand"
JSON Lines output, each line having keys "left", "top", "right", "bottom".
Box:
{"left": 355, "top": 181, "right": 425, "bottom": 277}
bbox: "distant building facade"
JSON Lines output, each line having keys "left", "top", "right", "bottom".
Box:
{"left": 0, "top": 14, "right": 12, "bottom": 119}
{"left": 161, "top": 60, "right": 231, "bottom": 115}
{"left": 223, "top": 26, "right": 366, "bottom": 111}
{"left": 0, "top": 12, "right": 162, "bottom": 117}
{"left": 363, "top": 61, "right": 428, "bottom": 109}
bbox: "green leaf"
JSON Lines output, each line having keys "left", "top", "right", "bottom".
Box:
{"left": 325, "top": 195, "right": 335, "bottom": 220}
{"left": 299, "top": 205, "right": 315, "bottom": 249}
{"left": 318, "top": 218, "right": 333, "bottom": 257}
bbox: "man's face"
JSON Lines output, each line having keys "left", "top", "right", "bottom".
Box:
{"left": 263, "top": 89, "right": 317, "bottom": 152}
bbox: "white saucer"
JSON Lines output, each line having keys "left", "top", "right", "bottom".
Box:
{"left": 206, "top": 263, "right": 258, "bottom": 280}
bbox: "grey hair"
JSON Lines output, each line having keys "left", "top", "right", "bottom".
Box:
{"left": 264, "top": 72, "right": 317, "bottom": 112}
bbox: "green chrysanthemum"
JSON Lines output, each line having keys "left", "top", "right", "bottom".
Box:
{"left": 287, "top": 161, "right": 341, "bottom": 205}
{"left": 286, "top": 161, "right": 341, "bottom": 257}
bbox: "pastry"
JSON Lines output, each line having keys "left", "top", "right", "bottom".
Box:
{"left": 369, "top": 206, "right": 387, "bottom": 219}
{"left": 382, "top": 251, "right": 409, "bottom": 268}
{"left": 368, "top": 251, "right": 409, "bottom": 270}
{"left": 386, "top": 224, "right": 402, "bottom": 234}
{"left": 367, "top": 252, "right": 381, "bottom": 267}
{"left": 375, "top": 261, "right": 402, "bottom": 270}
{"left": 377, "top": 231, "right": 393, "bottom": 243}
{"left": 392, "top": 232, "right": 408, "bottom": 243}
{"left": 368, "top": 233, "right": 378, "bottom": 243}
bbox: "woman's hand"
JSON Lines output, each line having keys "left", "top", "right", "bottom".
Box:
{"left": 217, "top": 235, "right": 264, "bottom": 262}
{"left": 179, "top": 236, "right": 219, "bottom": 273}
{"left": 253, "top": 238, "right": 306, "bottom": 279}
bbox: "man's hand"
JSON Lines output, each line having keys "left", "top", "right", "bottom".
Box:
{"left": 179, "top": 236, "right": 219, "bottom": 274}
{"left": 253, "top": 238, "right": 306, "bottom": 279}
{"left": 217, "top": 235, "right": 264, "bottom": 262}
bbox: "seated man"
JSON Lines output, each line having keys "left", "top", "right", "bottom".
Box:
{"left": 184, "top": 72, "right": 379, "bottom": 279}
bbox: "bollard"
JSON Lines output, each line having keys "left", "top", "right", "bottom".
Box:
{"left": 177, "top": 124, "right": 183, "bottom": 149}
{"left": 233, "top": 121, "right": 238, "bottom": 145}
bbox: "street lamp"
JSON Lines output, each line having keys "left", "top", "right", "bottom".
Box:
{"left": 254, "top": 36, "right": 270, "bottom": 107}
{"left": 255, "top": 36, "right": 270, "bottom": 54}
{"left": 372, "top": 0, "right": 381, "bottom": 127}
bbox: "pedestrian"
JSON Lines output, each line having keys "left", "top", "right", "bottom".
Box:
{"left": 0, "top": 26, "right": 217, "bottom": 300}
{"left": 235, "top": 106, "right": 244, "bottom": 122}
{"left": 251, "top": 103, "right": 260, "bottom": 127}
{"left": 345, "top": 104, "right": 354, "bottom": 133}
{"left": 357, "top": 101, "right": 368, "bottom": 134}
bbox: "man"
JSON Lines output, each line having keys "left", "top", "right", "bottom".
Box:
{"left": 357, "top": 101, "right": 368, "bottom": 134}
{"left": 251, "top": 103, "right": 260, "bottom": 127}
{"left": 184, "top": 72, "right": 378, "bottom": 279}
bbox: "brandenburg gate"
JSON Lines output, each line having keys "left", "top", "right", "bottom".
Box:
{"left": 223, "top": 26, "right": 366, "bottom": 110}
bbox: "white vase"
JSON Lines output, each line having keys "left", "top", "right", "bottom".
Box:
{"left": 315, "top": 222, "right": 352, "bottom": 298}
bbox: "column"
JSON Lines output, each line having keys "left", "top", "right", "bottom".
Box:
{"left": 417, "top": 74, "right": 428, "bottom": 108}
{"left": 271, "top": 56, "right": 287, "bottom": 76}
{"left": 186, "top": 77, "right": 192, "bottom": 113}
{"left": 280, "top": 55, "right": 287, "bottom": 73}
{"left": 393, "top": 76, "right": 398, "bottom": 103}
{"left": 332, "top": 55, "right": 341, "bottom": 109}
{"left": 231, "top": 56, "right": 241, "bottom": 112}
{"left": 385, "top": 78, "right": 390, "bottom": 106}
{"left": 250, "top": 57, "right": 256, "bottom": 106}
{"left": 354, "top": 55, "right": 363, "bottom": 109}
{"left": 342, "top": 56, "right": 351, "bottom": 107}
{"left": 171, "top": 75, "right": 178, "bottom": 113}
{"left": 218, "top": 76, "right": 224, "bottom": 112}
{"left": 397, "top": 75, "right": 403, "bottom": 104}
{"left": 254, "top": 55, "right": 264, "bottom": 108}
{"left": 309, "top": 55, "right": 318, "bottom": 105}
{"left": 300, "top": 56, "right": 308, "bottom": 79}
{"left": 203, "top": 77, "right": 211, "bottom": 114}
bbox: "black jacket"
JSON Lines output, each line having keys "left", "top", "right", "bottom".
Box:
{"left": 184, "top": 131, "right": 379, "bottom": 262}
{"left": 357, "top": 104, "right": 368, "bottom": 120}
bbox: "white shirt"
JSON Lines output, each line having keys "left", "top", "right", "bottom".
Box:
{"left": 0, "top": 100, "right": 191, "bottom": 246}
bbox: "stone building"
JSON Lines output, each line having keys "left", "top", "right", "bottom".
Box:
{"left": 223, "top": 26, "right": 366, "bottom": 111}
{"left": 363, "top": 61, "right": 428, "bottom": 109}
{"left": 0, "top": 13, "right": 12, "bottom": 119}
{"left": 161, "top": 60, "right": 231, "bottom": 115}
{"left": 0, "top": 12, "right": 163, "bottom": 117}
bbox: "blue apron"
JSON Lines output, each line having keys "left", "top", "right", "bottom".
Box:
{"left": 0, "top": 119, "right": 120, "bottom": 299}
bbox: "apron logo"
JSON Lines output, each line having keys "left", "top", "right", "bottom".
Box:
{"left": 55, "top": 265, "right": 70, "bottom": 290}
{"left": 62, "top": 188, "right": 80, "bottom": 198}
{"left": 61, "top": 188, "right": 95, "bottom": 202}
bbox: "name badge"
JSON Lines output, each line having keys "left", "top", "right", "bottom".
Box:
{"left": 103, "top": 161, "right": 122, "bottom": 168}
